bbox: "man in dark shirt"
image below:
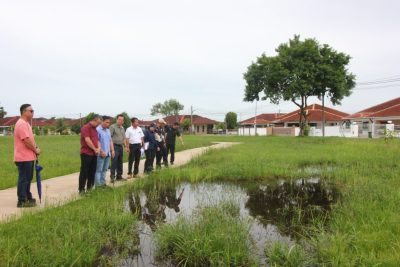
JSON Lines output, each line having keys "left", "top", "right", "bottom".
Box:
{"left": 78, "top": 115, "right": 102, "bottom": 194}
{"left": 165, "top": 122, "right": 184, "bottom": 165}
{"left": 144, "top": 123, "right": 158, "bottom": 173}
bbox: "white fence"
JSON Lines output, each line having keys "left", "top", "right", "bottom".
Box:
{"left": 239, "top": 127, "right": 267, "bottom": 136}
{"left": 309, "top": 125, "right": 359, "bottom": 137}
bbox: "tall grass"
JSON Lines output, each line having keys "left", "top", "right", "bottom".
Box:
{"left": 155, "top": 202, "right": 255, "bottom": 266}
{"left": 0, "top": 136, "right": 399, "bottom": 265}
{"left": 0, "top": 187, "right": 137, "bottom": 266}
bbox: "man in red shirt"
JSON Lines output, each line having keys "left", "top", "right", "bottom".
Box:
{"left": 78, "top": 115, "right": 102, "bottom": 194}
{"left": 14, "top": 104, "right": 41, "bottom": 208}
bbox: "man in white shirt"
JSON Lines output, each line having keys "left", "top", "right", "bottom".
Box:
{"left": 125, "top": 117, "right": 144, "bottom": 178}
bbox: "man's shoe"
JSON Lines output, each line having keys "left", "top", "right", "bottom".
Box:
{"left": 27, "top": 198, "right": 37, "bottom": 204}
{"left": 170, "top": 162, "right": 174, "bottom": 165}
{"left": 17, "top": 200, "right": 37, "bottom": 208}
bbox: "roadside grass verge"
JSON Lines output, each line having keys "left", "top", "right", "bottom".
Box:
{"left": 0, "top": 187, "right": 137, "bottom": 266}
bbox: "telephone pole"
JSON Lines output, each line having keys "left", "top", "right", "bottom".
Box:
{"left": 254, "top": 101, "right": 258, "bottom": 135}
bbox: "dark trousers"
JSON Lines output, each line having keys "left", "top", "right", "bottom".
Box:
{"left": 16, "top": 161, "right": 34, "bottom": 201}
{"left": 166, "top": 143, "right": 176, "bottom": 163}
{"left": 78, "top": 154, "right": 97, "bottom": 192}
{"left": 156, "top": 142, "right": 168, "bottom": 167}
{"left": 111, "top": 144, "right": 123, "bottom": 178}
{"left": 128, "top": 144, "right": 141, "bottom": 175}
{"left": 144, "top": 149, "right": 156, "bottom": 173}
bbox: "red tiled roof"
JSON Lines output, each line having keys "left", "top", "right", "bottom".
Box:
{"left": 274, "top": 104, "right": 348, "bottom": 123}
{"left": 240, "top": 113, "right": 284, "bottom": 125}
{"left": 345, "top": 97, "right": 400, "bottom": 119}
{"left": 0, "top": 116, "right": 19, "bottom": 126}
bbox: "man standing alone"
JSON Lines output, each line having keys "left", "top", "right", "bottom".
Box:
{"left": 166, "top": 122, "right": 184, "bottom": 165}
{"left": 125, "top": 117, "right": 144, "bottom": 178}
{"left": 95, "top": 116, "right": 114, "bottom": 187}
{"left": 79, "top": 115, "right": 102, "bottom": 194}
{"left": 14, "top": 104, "right": 40, "bottom": 208}
{"left": 110, "top": 114, "right": 126, "bottom": 182}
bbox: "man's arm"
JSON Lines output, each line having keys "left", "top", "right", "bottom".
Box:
{"left": 178, "top": 136, "right": 184, "bottom": 146}
{"left": 110, "top": 140, "right": 115, "bottom": 158}
{"left": 85, "top": 137, "right": 99, "bottom": 154}
{"left": 22, "top": 138, "right": 40, "bottom": 155}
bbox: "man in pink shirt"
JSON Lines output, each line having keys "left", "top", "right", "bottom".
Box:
{"left": 14, "top": 104, "right": 41, "bottom": 208}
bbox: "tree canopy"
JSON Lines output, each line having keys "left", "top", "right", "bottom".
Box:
{"left": 0, "top": 106, "right": 6, "bottom": 118}
{"left": 225, "top": 112, "right": 238, "bottom": 130}
{"left": 243, "top": 35, "right": 355, "bottom": 135}
{"left": 151, "top": 99, "right": 184, "bottom": 118}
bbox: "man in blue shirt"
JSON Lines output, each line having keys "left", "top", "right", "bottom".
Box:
{"left": 95, "top": 116, "right": 115, "bottom": 187}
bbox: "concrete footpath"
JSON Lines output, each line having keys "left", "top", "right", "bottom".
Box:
{"left": 0, "top": 142, "right": 237, "bottom": 223}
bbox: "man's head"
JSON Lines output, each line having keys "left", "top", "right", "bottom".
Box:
{"left": 173, "top": 122, "right": 180, "bottom": 129}
{"left": 90, "top": 114, "right": 102, "bottom": 127}
{"left": 116, "top": 114, "right": 124, "bottom": 127}
{"left": 102, "top": 116, "right": 112, "bottom": 129}
{"left": 150, "top": 123, "right": 156, "bottom": 132}
{"left": 20, "top": 104, "right": 34, "bottom": 120}
{"left": 131, "top": 117, "right": 139, "bottom": 127}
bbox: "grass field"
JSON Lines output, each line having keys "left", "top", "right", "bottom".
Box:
{"left": 0, "top": 136, "right": 399, "bottom": 266}
{"left": 0, "top": 134, "right": 214, "bottom": 190}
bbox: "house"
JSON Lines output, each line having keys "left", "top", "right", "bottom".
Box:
{"left": 344, "top": 97, "right": 400, "bottom": 138}
{"left": 0, "top": 116, "right": 82, "bottom": 136}
{"left": 164, "top": 115, "right": 219, "bottom": 134}
{"left": 137, "top": 115, "right": 219, "bottom": 134}
{"left": 239, "top": 113, "right": 283, "bottom": 136}
{"left": 274, "top": 104, "right": 349, "bottom": 127}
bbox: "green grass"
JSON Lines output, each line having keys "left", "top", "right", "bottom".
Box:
{"left": 0, "top": 136, "right": 399, "bottom": 266}
{"left": 0, "top": 187, "right": 137, "bottom": 266}
{"left": 155, "top": 202, "right": 255, "bottom": 266}
{"left": 0, "top": 134, "right": 213, "bottom": 190}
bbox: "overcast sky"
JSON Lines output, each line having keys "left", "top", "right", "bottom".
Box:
{"left": 1, "top": 0, "right": 399, "bottom": 121}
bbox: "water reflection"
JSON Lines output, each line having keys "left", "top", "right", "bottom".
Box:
{"left": 119, "top": 178, "right": 338, "bottom": 266}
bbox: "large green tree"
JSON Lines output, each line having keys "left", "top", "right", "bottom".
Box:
{"left": 151, "top": 99, "right": 184, "bottom": 122}
{"left": 244, "top": 35, "right": 355, "bottom": 135}
{"left": 225, "top": 112, "right": 238, "bottom": 130}
{"left": 0, "top": 106, "right": 6, "bottom": 118}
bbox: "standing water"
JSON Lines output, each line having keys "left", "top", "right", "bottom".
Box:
{"left": 116, "top": 178, "right": 338, "bottom": 266}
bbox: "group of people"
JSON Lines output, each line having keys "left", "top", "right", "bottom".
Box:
{"left": 13, "top": 104, "right": 184, "bottom": 207}
{"left": 78, "top": 114, "right": 184, "bottom": 194}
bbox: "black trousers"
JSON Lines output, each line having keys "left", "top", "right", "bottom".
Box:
{"left": 128, "top": 144, "right": 141, "bottom": 175}
{"left": 144, "top": 149, "right": 156, "bottom": 173}
{"left": 156, "top": 142, "right": 168, "bottom": 167}
{"left": 166, "top": 143, "right": 176, "bottom": 163}
{"left": 111, "top": 144, "right": 123, "bottom": 178}
{"left": 16, "top": 161, "right": 34, "bottom": 201}
{"left": 79, "top": 154, "right": 97, "bottom": 192}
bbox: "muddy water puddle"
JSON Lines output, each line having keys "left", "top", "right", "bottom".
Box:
{"left": 119, "top": 178, "right": 338, "bottom": 266}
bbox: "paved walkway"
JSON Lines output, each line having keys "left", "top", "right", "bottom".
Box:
{"left": 0, "top": 142, "right": 238, "bottom": 222}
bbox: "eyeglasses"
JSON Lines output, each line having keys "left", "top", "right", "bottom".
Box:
{"left": 26, "top": 109, "right": 34, "bottom": 113}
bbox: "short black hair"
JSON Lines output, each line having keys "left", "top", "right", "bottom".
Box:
{"left": 131, "top": 117, "right": 138, "bottom": 123}
{"left": 116, "top": 114, "right": 124, "bottom": 119}
{"left": 102, "top": 116, "right": 112, "bottom": 121}
{"left": 174, "top": 122, "right": 180, "bottom": 126}
{"left": 92, "top": 114, "right": 102, "bottom": 121}
{"left": 20, "top": 104, "right": 31, "bottom": 115}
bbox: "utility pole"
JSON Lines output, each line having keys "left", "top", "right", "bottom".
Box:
{"left": 190, "top": 105, "right": 196, "bottom": 135}
{"left": 254, "top": 101, "right": 258, "bottom": 136}
{"left": 322, "top": 92, "right": 325, "bottom": 137}
{"left": 79, "top": 113, "right": 82, "bottom": 127}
